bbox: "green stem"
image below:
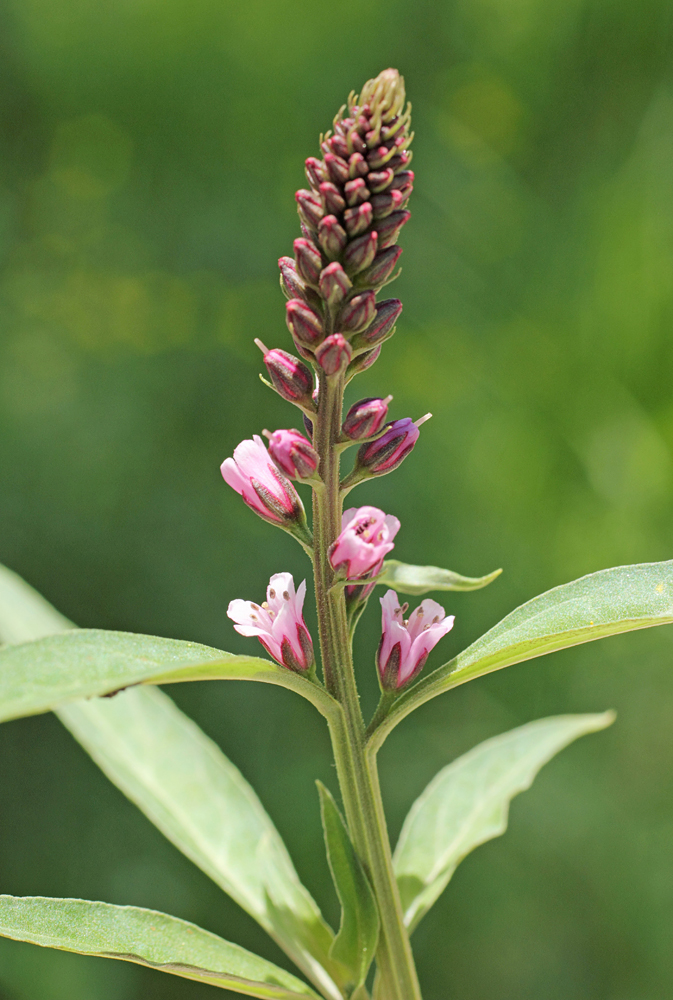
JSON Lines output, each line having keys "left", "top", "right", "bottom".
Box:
{"left": 312, "top": 372, "right": 422, "bottom": 1000}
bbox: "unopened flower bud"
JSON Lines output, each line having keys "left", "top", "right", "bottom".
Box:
{"left": 355, "top": 415, "right": 430, "bottom": 477}
{"left": 285, "top": 299, "right": 324, "bottom": 348}
{"left": 344, "top": 178, "right": 370, "bottom": 207}
{"left": 338, "top": 290, "right": 376, "bottom": 333}
{"left": 278, "top": 257, "right": 307, "bottom": 301}
{"left": 367, "top": 145, "right": 397, "bottom": 170}
{"left": 390, "top": 169, "right": 414, "bottom": 192}
{"left": 348, "top": 153, "right": 368, "bottom": 178}
{"left": 319, "top": 182, "right": 346, "bottom": 215}
{"left": 371, "top": 190, "right": 405, "bottom": 219}
{"left": 296, "top": 189, "right": 324, "bottom": 230}
{"left": 256, "top": 340, "right": 314, "bottom": 408}
{"left": 344, "top": 231, "right": 378, "bottom": 275}
{"left": 266, "top": 428, "right": 319, "bottom": 480}
{"left": 319, "top": 262, "right": 352, "bottom": 307}
{"left": 346, "top": 345, "right": 382, "bottom": 378}
{"left": 356, "top": 246, "right": 402, "bottom": 288}
{"left": 367, "top": 169, "right": 394, "bottom": 193}
{"left": 388, "top": 150, "right": 412, "bottom": 173}
{"left": 305, "top": 157, "right": 327, "bottom": 188}
{"left": 324, "top": 153, "right": 350, "bottom": 185}
{"left": 318, "top": 215, "right": 348, "bottom": 258}
{"left": 342, "top": 396, "right": 392, "bottom": 440}
{"left": 376, "top": 209, "right": 411, "bottom": 249}
{"left": 315, "top": 333, "right": 352, "bottom": 376}
{"left": 293, "top": 238, "right": 322, "bottom": 286}
{"left": 344, "top": 202, "right": 373, "bottom": 237}
{"left": 351, "top": 298, "right": 402, "bottom": 349}
{"left": 221, "top": 437, "right": 308, "bottom": 533}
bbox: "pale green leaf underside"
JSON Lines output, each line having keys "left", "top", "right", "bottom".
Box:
{"left": 317, "top": 783, "right": 379, "bottom": 987}
{"left": 394, "top": 712, "right": 614, "bottom": 931}
{"left": 0, "top": 896, "right": 320, "bottom": 999}
{"left": 374, "top": 560, "right": 673, "bottom": 743}
{"left": 58, "top": 691, "right": 342, "bottom": 1000}
{"left": 378, "top": 560, "right": 502, "bottom": 596}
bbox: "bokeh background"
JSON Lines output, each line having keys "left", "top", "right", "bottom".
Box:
{"left": 1, "top": 0, "right": 673, "bottom": 997}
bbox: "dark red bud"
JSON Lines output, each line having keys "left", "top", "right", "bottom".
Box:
{"left": 323, "top": 134, "right": 349, "bottom": 159}
{"left": 349, "top": 131, "right": 367, "bottom": 154}
{"left": 315, "top": 333, "right": 352, "bottom": 376}
{"left": 390, "top": 170, "right": 414, "bottom": 190}
{"left": 293, "top": 238, "right": 322, "bottom": 286}
{"left": 376, "top": 209, "right": 411, "bottom": 249}
{"left": 305, "top": 157, "right": 327, "bottom": 188}
{"left": 348, "top": 152, "right": 369, "bottom": 178}
{"left": 324, "top": 153, "right": 350, "bottom": 184}
{"left": 344, "top": 202, "right": 373, "bottom": 237}
{"left": 319, "top": 262, "right": 352, "bottom": 307}
{"left": 342, "top": 396, "right": 391, "bottom": 440}
{"left": 371, "top": 190, "right": 404, "bottom": 219}
{"left": 389, "top": 151, "right": 412, "bottom": 173}
{"left": 355, "top": 298, "right": 402, "bottom": 346}
{"left": 367, "top": 169, "right": 394, "bottom": 193}
{"left": 285, "top": 299, "right": 324, "bottom": 347}
{"left": 296, "top": 189, "right": 324, "bottom": 229}
{"left": 278, "top": 257, "right": 306, "bottom": 300}
{"left": 367, "top": 146, "right": 396, "bottom": 170}
{"left": 338, "top": 290, "right": 376, "bottom": 333}
{"left": 344, "top": 231, "right": 378, "bottom": 275}
{"left": 356, "top": 246, "right": 403, "bottom": 287}
{"left": 317, "top": 215, "right": 348, "bottom": 259}
{"left": 319, "top": 181, "right": 346, "bottom": 215}
{"left": 262, "top": 347, "right": 314, "bottom": 406}
{"left": 344, "top": 178, "right": 370, "bottom": 207}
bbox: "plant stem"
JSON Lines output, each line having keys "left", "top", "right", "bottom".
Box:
{"left": 312, "top": 373, "right": 423, "bottom": 1000}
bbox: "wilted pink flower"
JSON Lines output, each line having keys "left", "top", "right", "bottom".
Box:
{"left": 221, "top": 435, "right": 305, "bottom": 526}
{"left": 266, "top": 428, "right": 319, "bottom": 480}
{"left": 329, "top": 505, "right": 400, "bottom": 580}
{"left": 228, "top": 572, "right": 314, "bottom": 672}
{"left": 377, "top": 589, "right": 454, "bottom": 689}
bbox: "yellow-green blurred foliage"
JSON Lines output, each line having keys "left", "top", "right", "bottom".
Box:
{"left": 1, "top": 0, "right": 673, "bottom": 997}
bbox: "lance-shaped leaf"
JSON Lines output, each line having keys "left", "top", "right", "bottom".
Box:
{"left": 369, "top": 560, "right": 673, "bottom": 748}
{"left": 58, "top": 690, "right": 344, "bottom": 999}
{"left": 0, "top": 895, "right": 320, "bottom": 999}
{"left": 377, "top": 560, "right": 502, "bottom": 596}
{"left": 317, "top": 783, "right": 379, "bottom": 988}
{"left": 393, "top": 712, "right": 614, "bottom": 931}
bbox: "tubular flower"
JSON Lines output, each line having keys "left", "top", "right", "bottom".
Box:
{"left": 228, "top": 573, "right": 314, "bottom": 672}
{"left": 377, "top": 590, "right": 454, "bottom": 689}
{"left": 329, "top": 505, "right": 400, "bottom": 580}
{"left": 221, "top": 435, "right": 306, "bottom": 528}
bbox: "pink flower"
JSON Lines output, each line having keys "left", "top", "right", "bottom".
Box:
{"left": 329, "top": 505, "right": 400, "bottom": 580}
{"left": 377, "top": 589, "right": 454, "bottom": 689}
{"left": 267, "top": 428, "right": 319, "bottom": 480}
{"left": 221, "top": 435, "right": 304, "bottom": 526}
{"left": 228, "top": 572, "right": 314, "bottom": 672}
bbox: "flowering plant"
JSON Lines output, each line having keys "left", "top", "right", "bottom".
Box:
{"left": 0, "top": 68, "right": 672, "bottom": 1000}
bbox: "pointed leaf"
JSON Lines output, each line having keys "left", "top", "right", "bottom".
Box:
{"left": 371, "top": 560, "right": 673, "bottom": 747}
{"left": 58, "top": 690, "right": 343, "bottom": 999}
{"left": 394, "top": 712, "right": 615, "bottom": 931}
{"left": 317, "top": 783, "right": 379, "bottom": 987}
{"left": 0, "top": 564, "right": 72, "bottom": 642}
{"left": 377, "top": 560, "right": 502, "bottom": 596}
{"left": 0, "top": 895, "right": 320, "bottom": 999}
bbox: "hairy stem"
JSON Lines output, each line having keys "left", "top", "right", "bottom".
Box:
{"left": 312, "top": 372, "right": 422, "bottom": 1000}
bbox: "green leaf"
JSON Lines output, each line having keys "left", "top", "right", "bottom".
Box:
{"left": 317, "top": 783, "right": 379, "bottom": 988}
{"left": 377, "top": 560, "right": 502, "bottom": 596}
{"left": 58, "top": 690, "right": 344, "bottom": 1000}
{"left": 393, "top": 712, "right": 614, "bottom": 932}
{"left": 0, "top": 895, "right": 320, "bottom": 999}
{"left": 0, "top": 564, "right": 73, "bottom": 643}
{"left": 370, "top": 560, "right": 673, "bottom": 748}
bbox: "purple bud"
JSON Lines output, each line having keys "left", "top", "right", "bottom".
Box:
{"left": 356, "top": 416, "right": 429, "bottom": 476}
{"left": 318, "top": 215, "right": 348, "bottom": 259}
{"left": 315, "top": 333, "right": 352, "bottom": 376}
{"left": 338, "top": 290, "right": 376, "bottom": 333}
{"left": 346, "top": 345, "right": 382, "bottom": 377}
{"left": 324, "top": 153, "right": 350, "bottom": 185}
{"left": 285, "top": 299, "right": 324, "bottom": 348}
{"left": 319, "top": 181, "right": 346, "bottom": 216}
{"left": 344, "top": 202, "right": 373, "bottom": 237}
{"left": 267, "top": 428, "right": 320, "bottom": 480}
{"left": 388, "top": 151, "right": 412, "bottom": 173}
{"left": 390, "top": 169, "right": 414, "bottom": 191}
{"left": 352, "top": 298, "right": 402, "bottom": 348}
{"left": 344, "top": 231, "right": 378, "bottom": 275}
{"left": 367, "top": 169, "right": 394, "bottom": 193}
{"left": 371, "top": 190, "right": 405, "bottom": 219}
{"left": 344, "top": 178, "right": 370, "bottom": 207}
{"left": 293, "top": 238, "right": 322, "bottom": 286}
{"left": 342, "top": 396, "right": 391, "bottom": 440}
{"left": 305, "top": 157, "right": 327, "bottom": 188}
{"left": 278, "top": 257, "right": 306, "bottom": 300}
{"left": 322, "top": 134, "right": 349, "bottom": 159}
{"left": 348, "top": 153, "right": 369, "bottom": 178}
{"left": 296, "top": 189, "right": 324, "bottom": 229}
{"left": 376, "top": 209, "right": 411, "bottom": 249}
{"left": 319, "top": 262, "right": 352, "bottom": 307}
{"left": 367, "top": 145, "right": 396, "bottom": 170}
{"left": 356, "top": 246, "right": 402, "bottom": 288}
{"left": 257, "top": 342, "right": 315, "bottom": 407}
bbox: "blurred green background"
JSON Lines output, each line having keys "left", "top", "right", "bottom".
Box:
{"left": 1, "top": 0, "right": 673, "bottom": 997}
